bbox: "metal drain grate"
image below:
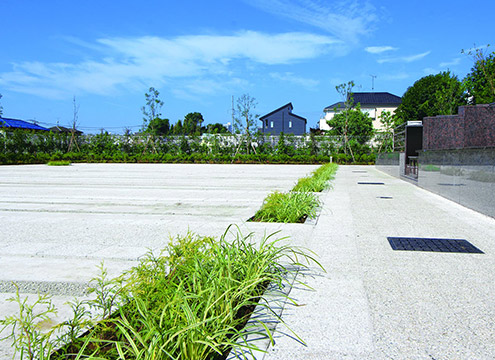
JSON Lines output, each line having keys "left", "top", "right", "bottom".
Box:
{"left": 353, "top": 170, "right": 368, "bottom": 173}
{"left": 437, "top": 183, "right": 466, "bottom": 186}
{"left": 358, "top": 182, "right": 385, "bottom": 185}
{"left": 377, "top": 196, "right": 393, "bottom": 199}
{"left": 387, "top": 237, "right": 484, "bottom": 254}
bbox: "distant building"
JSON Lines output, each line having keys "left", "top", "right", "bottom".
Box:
{"left": 259, "top": 103, "right": 306, "bottom": 135}
{"left": 0, "top": 117, "right": 49, "bottom": 131}
{"left": 50, "top": 125, "right": 83, "bottom": 135}
{"left": 320, "top": 92, "right": 402, "bottom": 131}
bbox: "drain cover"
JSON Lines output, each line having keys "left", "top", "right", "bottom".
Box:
{"left": 377, "top": 196, "right": 393, "bottom": 199}
{"left": 358, "top": 182, "right": 385, "bottom": 185}
{"left": 437, "top": 183, "right": 466, "bottom": 186}
{"left": 387, "top": 237, "right": 484, "bottom": 254}
{"left": 353, "top": 170, "right": 368, "bottom": 173}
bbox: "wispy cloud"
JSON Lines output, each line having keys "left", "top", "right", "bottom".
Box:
{"left": 247, "top": 0, "right": 377, "bottom": 44}
{"left": 269, "top": 72, "right": 319, "bottom": 89}
{"left": 0, "top": 31, "right": 338, "bottom": 99}
{"left": 377, "top": 51, "right": 431, "bottom": 64}
{"left": 365, "top": 46, "right": 398, "bottom": 54}
{"left": 439, "top": 58, "right": 461, "bottom": 68}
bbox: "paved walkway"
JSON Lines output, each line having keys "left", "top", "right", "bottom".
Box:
{"left": 265, "top": 165, "right": 495, "bottom": 359}
{"left": 1, "top": 164, "right": 494, "bottom": 359}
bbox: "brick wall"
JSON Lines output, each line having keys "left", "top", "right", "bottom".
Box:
{"left": 422, "top": 104, "right": 495, "bottom": 150}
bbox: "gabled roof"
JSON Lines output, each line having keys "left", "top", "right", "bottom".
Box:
{"left": 352, "top": 92, "right": 402, "bottom": 106}
{"left": 0, "top": 117, "right": 49, "bottom": 131}
{"left": 259, "top": 102, "right": 307, "bottom": 123}
{"left": 260, "top": 102, "right": 293, "bottom": 120}
{"left": 324, "top": 92, "right": 401, "bottom": 111}
{"left": 324, "top": 101, "right": 345, "bottom": 111}
{"left": 50, "top": 125, "right": 83, "bottom": 135}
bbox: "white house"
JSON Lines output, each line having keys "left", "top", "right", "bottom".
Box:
{"left": 320, "top": 92, "right": 402, "bottom": 131}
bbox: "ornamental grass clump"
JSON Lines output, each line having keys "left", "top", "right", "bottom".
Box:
{"left": 252, "top": 191, "right": 320, "bottom": 223}
{"left": 1, "top": 226, "right": 317, "bottom": 360}
{"left": 293, "top": 163, "right": 338, "bottom": 192}
{"left": 46, "top": 160, "right": 71, "bottom": 166}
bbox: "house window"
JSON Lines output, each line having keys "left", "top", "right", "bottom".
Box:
{"left": 265, "top": 119, "right": 268, "bottom": 127}
{"left": 288, "top": 121, "right": 292, "bottom": 128}
{"left": 270, "top": 121, "right": 274, "bottom": 128}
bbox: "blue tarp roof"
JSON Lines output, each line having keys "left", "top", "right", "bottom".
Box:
{"left": 0, "top": 117, "right": 49, "bottom": 131}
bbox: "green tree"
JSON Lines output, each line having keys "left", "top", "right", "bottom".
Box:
{"left": 183, "top": 112, "right": 204, "bottom": 135}
{"left": 141, "top": 87, "right": 164, "bottom": 133}
{"left": 334, "top": 81, "right": 357, "bottom": 161}
{"left": 376, "top": 110, "right": 395, "bottom": 152}
{"left": 395, "top": 71, "right": 466, "bottom": 123}
{"left": 234, "top": 94, "right": 259, "bottom": 154}
{"left": 328, "top": 106, "right": 374, "bottom": 145}
{"left": 205, "top": 123, "right": 228, "bottom": 134}
{"left": 147, "top": 118, "right": 170, "bottom": 136}
{"left": 463, "top": 46, "right": 495, "bottom": 104}
{"left": 171, "top": 120, "right": 183, "bottom": 135}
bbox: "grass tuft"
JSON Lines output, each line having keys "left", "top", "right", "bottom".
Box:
{"left": 292, "top": 163, "right": 338, "bottom": 192}
{"left": 1, "top": 226, "right": 318, "bottom": 360}
{"left": 47, "top": 160, "right": 71, "bottom": 166}
{"left": 252, "top": 191, "right": 320, "bottom": 223}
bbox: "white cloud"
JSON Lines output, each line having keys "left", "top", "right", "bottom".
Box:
{"left": 377, "top": 51, "right": 431, "bottom": 64}
{"left": 380, "top": 72, "right": 410, "bottom": 81}
{"left": 269, "top": 72, "right": 319, "bottom": 89}
{"left": 247, "top": 0, "right": 377, "bottom": 44}
{"left": 365, "top": 46, "right": 398, "bottom": 54}
{"left": 0, "top": 31, "right": 338, "bottom": 99}
{"left": 439, "top": 58, "right": 461, "bottom": 68}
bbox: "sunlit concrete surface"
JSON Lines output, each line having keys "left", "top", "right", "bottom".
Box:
{"left": 2, "top": 163, "right": 495, "bottom": 359}
{"left": 0, "top": 163, "right": 317, "bottom": 359}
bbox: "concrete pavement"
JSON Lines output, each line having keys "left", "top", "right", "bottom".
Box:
{"left": 1, "top": 163, "right": 495, "bottom": 359}
{"left": 265, "top": 165, "right": 495, "bottom": 359}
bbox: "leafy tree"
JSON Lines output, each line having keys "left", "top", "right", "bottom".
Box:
{"left": 376, "top": 110, "right": 395, "bottom": 152}
{"left": 171, "top": 120, "right": 183, "bottom": 135}
{"left": 141, "top": 87, "right": 164, "bottom": 133}
{"left": 463, "top": 46, "right": 495, "bottom": 104}
{"left": 183, "top": 112, "right": 204, "bottom": 135}
{"left": 234, "top": 94, "right": 259, "bottom": 154}
{"left": 147, "top": 118, "right": 170, "bottom": 136}
{"left": 205, "top": 123, "right": 229, "bottom": 134}
{"left": 334, "top": 81, "right": 357, "bottom": 161}
{"left": 396, "top": 71, "right": 466, "bottom": 123}
{"left": 328, "top": 106, "right": 374, "bottom": 145}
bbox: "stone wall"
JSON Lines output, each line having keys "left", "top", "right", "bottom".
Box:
{"left": 423, "top": 105, "right": 495, "bottom": 150}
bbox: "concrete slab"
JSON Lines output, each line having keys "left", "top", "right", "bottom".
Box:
{"left": 0, "top": 163, "right": 317, "bottom": 359}
{"left": 2, "top": 163, "right": 495, "bottom": 359}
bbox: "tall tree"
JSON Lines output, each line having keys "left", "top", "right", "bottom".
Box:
{"left": 141, "top": 87, "right": 164, "bottom": 133}
{"left": 463, "top": 46, "right": 495, "bottom": 104}
{"left": 396, "top": 71, "right": 466, "bottom": 123}
{"left": 183, "top": 112, "right": 204, "bottom": 135}
{"left": 327, "top": 106, "right": 373, "bottom": 145}
{"left": 334, "top": 81, "right": 356, "bottom": 161}
{"left": 147, "top": 118, "right": 170, "bottom": 136}
{"left": 234, "top": 94, "right": 259, "bottom": 154}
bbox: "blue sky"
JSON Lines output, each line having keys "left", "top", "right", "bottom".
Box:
{"left": 1, "top": 0, "right": 493, "bottom": 133}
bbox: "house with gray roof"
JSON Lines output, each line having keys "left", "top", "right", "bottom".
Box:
{"left": 259, "top": 103, "right": 306, "bottom": 135}
{"left": 320, "top": 92, "right": 402, "bottom": 131}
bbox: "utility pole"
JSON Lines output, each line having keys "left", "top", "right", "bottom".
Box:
{"left": 370, "top": 75, "right": 377, "bottom": 91}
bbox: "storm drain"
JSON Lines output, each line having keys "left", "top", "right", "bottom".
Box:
{"left": 352, "top": 170, "right": 368, "bottom": 173}
{"left": 437, "top": 183, "right": 466, "bottom": 186}
{"left": 377, "top": 196, "right": 393, "bottom": 199}
{"left": 387, "top": 237, "right": 484, "bottom": 254}
{"left": 358, "top": 182, "right": 385, "bottom": 185}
